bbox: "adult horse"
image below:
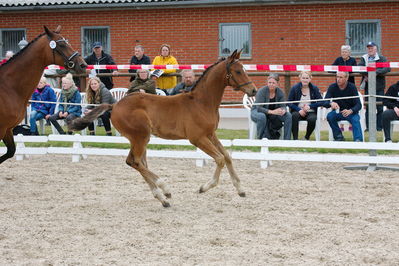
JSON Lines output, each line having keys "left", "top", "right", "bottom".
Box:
{"left": 70, "top": 50, "right": 256, "bottom": 207}
{"left": 0, "top": 26, "right": 87, "bottom": 164}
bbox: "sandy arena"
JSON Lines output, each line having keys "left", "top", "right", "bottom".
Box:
{"left": 0, "top": 155, "right": 398, "bottom": 265}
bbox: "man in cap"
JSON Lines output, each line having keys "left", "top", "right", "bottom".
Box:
{"left": 358, "top": 41, "right": 391, "bottom": 131}
{"left": 84, "top": 42, "right": 119, "bottom": 90}
{"left": 128, "top": 44, "right": 151, "bottom": 82}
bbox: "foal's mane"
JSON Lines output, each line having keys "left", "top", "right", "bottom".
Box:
{"left": 0, "top": 32, "right": 46, "bottom": 69}
{"left": 190, "top": 57, "right": 226, "bottom": 92}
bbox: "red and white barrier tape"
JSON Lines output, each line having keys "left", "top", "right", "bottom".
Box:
{"left": 45, "top": 62, "right": 398, "bottom": 72}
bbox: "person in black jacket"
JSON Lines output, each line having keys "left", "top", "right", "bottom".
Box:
{"left": 382, "top": 82, "right": 399, "bottom": 142}
{"left": 332, "top": 45, "right": 357, "bottom": 84}
{"left": 129, "top": 45, "right": 151, "bottom": 82}
{"left": 84, "top": 42, "right": 118, "bottom": 90}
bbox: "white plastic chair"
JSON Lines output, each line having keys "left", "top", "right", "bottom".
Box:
{"left": 243, "top": 94, "right": 257, "bottom": 139}
{"left": 382, "top": 106, "right": 399, "bottom": 141}
{"left": 328, "top": 91, "right": 366, "bottom": 141}
{"left": 156, "top": 89, "right": 167, "bottom": 96}
{"left": 110, "top": 87, "right": 128, "bottom": 101}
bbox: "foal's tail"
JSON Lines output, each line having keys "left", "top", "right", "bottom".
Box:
{"left": 68, "top": 104, "right": 113, "bottom": 131}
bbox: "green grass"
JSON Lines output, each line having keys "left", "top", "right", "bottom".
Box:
{"left": 3, "top": 125, "right": 399, "bottom": 155}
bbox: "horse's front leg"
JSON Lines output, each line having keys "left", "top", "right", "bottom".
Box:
{"left": 210, "top": 135, "right": 245, "bottom": 197}
{"left": 191, "top": 137, "right": 225, "bottom": 194}
{"left": 0, "top": 129, "right": 16, "bottom": 164}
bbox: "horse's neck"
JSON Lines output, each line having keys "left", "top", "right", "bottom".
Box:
{"left": 2, "top": 37, "right": 49, "bottom": 103}
{"left": 193, "top": 62, "right": 227, "bottom": 110}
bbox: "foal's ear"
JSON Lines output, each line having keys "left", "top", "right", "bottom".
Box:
{"left": 228, "top": 49, "right": 238, "bottom": 61}
{"left": 43, "top": 26, "right": 53, "bottom": 37}
{"left": 54, "top": 25, "right": 62, "bottom": 34}
{"left": 237, "top": 49, "right": 243, "bottom": 59}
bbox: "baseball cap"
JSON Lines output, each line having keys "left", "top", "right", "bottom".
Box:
{"left": 92, "top": 42, "right": 102, "bottom": 48}
{"left": 366, "top": 41, "right": 377, "bottom": 47}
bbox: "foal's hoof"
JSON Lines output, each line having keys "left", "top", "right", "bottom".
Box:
{"left": 164, "top": 193, "right": 172, "bottom": 199}
{"left": 162, "top": 202, "right": 171, "bottom": 208}
{"left": 199, "top": 186, "right": 205, "bottom": 194}
{"left": 238, "top": 192, "right": 246, "bottom": 197}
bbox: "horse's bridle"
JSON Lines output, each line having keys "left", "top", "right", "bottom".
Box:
{"left": 48, "top": 36, "right": 80, "bottom": 69}
{"left": 225, "top": 59, "right": 253, "bottom": 91}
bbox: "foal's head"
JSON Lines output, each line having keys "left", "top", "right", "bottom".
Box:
{"left": 43, "top": 25, "right": 87, "bottom": 74}
{"left": 225, "top": 50, "right": 257, "bottom": 96}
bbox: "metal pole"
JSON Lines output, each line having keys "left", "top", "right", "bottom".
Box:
{"left": 367, "top": 70, "right": 377, "bottom": 171}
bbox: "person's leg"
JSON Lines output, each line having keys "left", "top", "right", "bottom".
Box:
{"left": 280, "top": 112, "right": 292, "bottom": 140}
{"left": 346, "top": 113, "right": 363, "bottom": 141}
{"left": 382, "top": 109, "right": 398, "bottom": 142}
{"left": 29, "top": 110, "right": 39, "bottom": 135}
{"left": 305, "top": 112, "right": 317, "bottom": 140}
{"left": 88, "top": 122, "right": 95, "bottom": 135}
{"left": 327, "top": 110, "right": 344, "bottom": 140}
{"left": 376, "top": 101, "right": 384, "bottom": 131}
{"left": 101, "top": 111, "right": 112, "bottom": 136}
{"left": 65, "top": 114, "right": 78, "bottom": 135}
{"left": 48, "top": 113, "right": 65, "bottom": 134}
{"left": 251, "top": 110, "right": 268, "bottom": 139}
{"left": 291, "top": 111, "right": 301, "bottom": 140}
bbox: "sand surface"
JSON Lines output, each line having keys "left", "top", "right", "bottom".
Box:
{"left": 1, "top": 155, "right": 398, "bottom": 265}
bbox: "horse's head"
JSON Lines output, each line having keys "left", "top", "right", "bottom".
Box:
{"left": 225, "top": 50, "right": 257, "bottom": 96}
{"left": 44, "top": 25, "right": 87, "bottom": 74}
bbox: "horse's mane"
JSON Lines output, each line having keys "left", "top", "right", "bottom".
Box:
{"left": 0, "top": 33, "right": 46, "bottom": 69}
{"left": 190, "top": 57, "right": 226, "bottom": 92}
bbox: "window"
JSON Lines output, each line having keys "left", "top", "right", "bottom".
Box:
{"left": 81, "top": 27, "right": 110, "bottom": 57}
{"left": 346, "top": 20, "right": 381, "bottom": 56}
{"left": 219, "top": 23, "right": 251, "bottom": 58}
{"left": 0, "top": 29, "right": 26, "bottom": 58}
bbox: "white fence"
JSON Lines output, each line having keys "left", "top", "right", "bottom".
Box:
{"left": 1, "top": 134, "right": 399, "bottom": 169}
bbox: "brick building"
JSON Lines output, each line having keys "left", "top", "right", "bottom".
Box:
{"left": 1, "top": 0, "right": 399, "bottom": 102}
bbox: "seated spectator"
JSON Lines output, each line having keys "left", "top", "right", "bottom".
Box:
{"left": 85, "top": 77, "right": 116, "bottom": 136}
{"left": 151, "top": 44, "right": 178, "bottom": 93}
{"left": 127, "top": 69, "right": 156, "bottom": 95}
{"left": 332, "top": 45, "right": 357, "bottom": 84}
{"left": 0, "top": 50, "right": 14, "bottom": 65}
{"left": 29, "top": 76, "right": 57, "bottom": 135}
{"left": 382, "top": 81, "right": 399, "bottom": 143}
{"left": 129, "top": 45, "right": 151, "bottom": 82}
{"left": 168, "top": 69, "right": 196, "bottom": 95}
{"left": 250, "top": 73, "right": 292, "bottom": 140}
{"left": 49, "top": 74, "right": 82, "bottom": 134}
{"left": 323, "top": 71, "right": 362, "bottom": 141}
{"left": 288, "top": 71, "right": 323, "bottom": 140}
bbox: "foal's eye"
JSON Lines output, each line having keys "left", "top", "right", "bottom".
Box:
{"left": 235, "top": 71, "right": 242, "bottom": 75}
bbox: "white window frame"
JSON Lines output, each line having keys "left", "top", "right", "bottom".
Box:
{"left": 219, "top": 23, "right": 251, "bottom": 59}
{"left": 346, "top": 19, "right": 381, "bottom": 56}
{"left": 81, "top": 26, "right": 111, "bottom": 57}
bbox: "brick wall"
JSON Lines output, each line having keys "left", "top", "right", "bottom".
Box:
{"left": 1, "top": 2, "right": 399, "bottom": 101}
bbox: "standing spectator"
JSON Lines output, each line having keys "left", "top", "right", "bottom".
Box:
{"left": 129, "top": 45, "right": 151, "bottom": 82}
{"left": 332, "top": 45, "right": 357, "bottom": 84}
{"left": 382, "top": 81, "right": 399, "bottom": 143}
{"left": 168, "top": 69, "right": 196, "bottom": 95}
{"left": 358, "top": 41, "right": 391, "bottom": 131}
{"left": 0, "top": 50, "right": 14, "bottom": 65}
{"left": 250, "top": 73, "right": 292, "bottom": 140}
{"left": 49, "top": 75, "right": 82, "bottom": 134}
{"left": 288, "top": 71, "right": 323, "bottom": 140}
{"left": 127, "top": 69, "right": 156, "bottom": 95}
{"left": 85, "top": 77, "right": 116, "bottom": 136}
{"left": 84, "top": 42, "right": 118, "bottom": 90}
{"left": 323, "top": 71, "right": 362, "bottom": 142}
{"left": 152, "top": 44, "right": 178, "bottom": 93}
{"left": 29, "top": 76, "right": 57, "bottom": 135}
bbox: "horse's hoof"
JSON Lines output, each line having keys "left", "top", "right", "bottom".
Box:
{"left": 199, "top": 187, "right": 205, "bottom": 193}
{"left": 165, "top": 193, "right": 172, "bottom": 199}
{"left": 162, "top": 202, "right": 171, "bottom": 208}
{"left": 239, "top": 192, "right": 246, "bottom": 197}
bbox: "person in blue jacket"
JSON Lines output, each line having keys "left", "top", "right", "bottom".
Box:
{"left": 48, "top": 74, "right": 82, "bottom": 134}
{"left": 323, "top": 71, "right": 362, "bottom": 141}
{"left": 29, "top": 76, "right": 57, "bottom": 135}
{"left": 288, "top": 71, "right": 323, "bottom": 140}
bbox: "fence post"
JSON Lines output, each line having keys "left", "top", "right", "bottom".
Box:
{"left": 15, "top": 134, "right": 27, "bottom": 161}
{"left": 260, "top": 140, "right": 270, "bottom": 169}
{"left": 195, "top": 148, "right": 206, "bottom": 167}
{"left": 367, "top": 70, "right": 377, "bottom": 171}
{"left": 72, "top": 134, "right": 84, "bottom": 162}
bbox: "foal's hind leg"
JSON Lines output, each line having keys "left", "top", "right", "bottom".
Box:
{"left": 210, "top": 135, "right": 245, "bottom": 197}
{"left": 0, "top": 129, "right": 16, "bottom": 164}
{"left": 191, "top": 136, "right": 225, "bottom": 194}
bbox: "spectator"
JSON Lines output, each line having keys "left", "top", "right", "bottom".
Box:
{"left": 332, "top": 45, "right": 357, "bottom": 84}
{"left": 129, "top": 44, "right": 151, "bottom": 82}
{"left": 29, "top": 76, "right": 57, "bottom": 135}
{"left": 85, "top": 77, "right": 116, "bottom": 136}
{"left": 382, "top": 81, "right": 399, "bottom": 143}
{"left": 168, "top": 69, "right": 196, "bottom": 95}
{"left": 288, "top": 71, "right": 323, "bottom": 140}
{"left": 49, "top": 74, "right": 82, "bottom": 134}
{"left": 127, "top": 69, "right": 156, "bottom": 95}
{"left": 84, "top": 42, "right": 118, "bottom": 90}
{"left": 250, "top": 73, "right": 292, "bottom": 140}
{"left": 151, "top": 44, "right": 178, "bottom": 93}
{"left": 358, "top": 41, "right": 391, "bottom": 131}
{"left": 43, "top": 65, "right": 62, "bottom": 89}
{"left": 0, "top": 50, "right": 14, "bottom": 65}
{"left": 323, "top": 71, "right": 362, "bottom": 141}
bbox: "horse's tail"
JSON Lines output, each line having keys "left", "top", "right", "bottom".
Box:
{"left": 68, "top": 104, "right": 113, "bottom": 131}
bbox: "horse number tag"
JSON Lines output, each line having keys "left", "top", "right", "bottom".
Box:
{"left": 49, "top": 40, "right": 56, "bottom": 49}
